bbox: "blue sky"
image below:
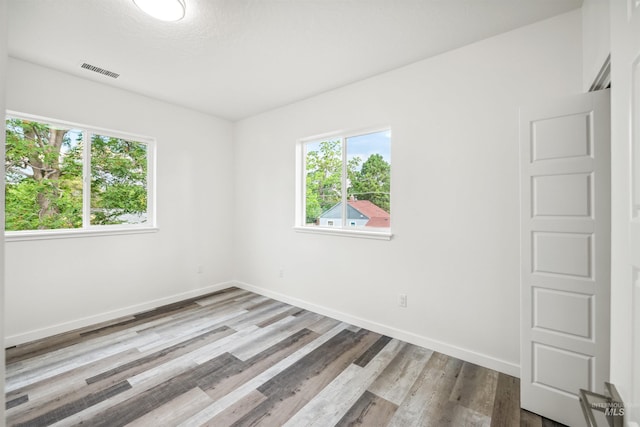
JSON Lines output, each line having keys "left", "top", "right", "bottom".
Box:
{"left": 306, "top": 129, "right": 391, "bottom": 164}
{"left": 347, "top": 130, "right": 391, "bottom": 163}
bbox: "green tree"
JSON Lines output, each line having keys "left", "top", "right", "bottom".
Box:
{"left": 5, "top": 119, "right": 83, "bottom": 230}
{"left": 90, "top": 135, "right": 148, "bottom": 225}
{"left": 5, "top": 118, "right": 149, "bottom": 230}
{"left": 305, "top": 140, "right": 342, "bottom": 223}
{"left": 304, "top": 141, "right": 391, "bottom": 223}
{"left": 348, "top": 153, "right": 391, "bottom": 213}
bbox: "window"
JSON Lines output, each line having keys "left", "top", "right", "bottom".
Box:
{"left": 297, "top": 128, "right": 391, "bottom": 239}
{"left": 5, "top": 113, "right": 155, "bottom": 238}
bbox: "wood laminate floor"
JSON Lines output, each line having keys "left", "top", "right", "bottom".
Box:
{"left": 5, "top": 288, "right": 566, "bottom": 427}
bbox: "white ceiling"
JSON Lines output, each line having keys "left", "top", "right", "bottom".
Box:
{"left": 8, "top": 0, "right": 582, "bottom": 121}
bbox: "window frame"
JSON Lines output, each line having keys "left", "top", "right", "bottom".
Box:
{"left": 294, "top": 126, "right": 392, "bottom": 240}
{"left": 4, "top": 111, "right": 157, "bottom": 242}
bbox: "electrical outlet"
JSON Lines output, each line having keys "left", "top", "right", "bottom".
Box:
{"left": 398, "top": 294, "right": 407, "bottom": 308}
{"left": 278, "top": 269, "right": 284, "bottom": 278}
{"left": 197, "top": 265, "right": 203, "bottom": 274}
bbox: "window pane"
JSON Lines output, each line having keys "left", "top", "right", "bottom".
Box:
{"left": 90, "top": 134, "right": 148, "bottom": 225}
{"left": 305, "top": 139, "right": 343, "bottom": 226}
{"left": 5, "top": 118, "right": 83, "bottom": 231}
{"left": 346, "top": 130, "right": 391, "bottom": 229}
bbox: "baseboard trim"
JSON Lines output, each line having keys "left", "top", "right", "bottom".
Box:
{"left": 233, "top": 280, "right": 520, "bottom": 377}
{"left": 5, "top": 281, "right": 235, "bottom": 348}
{"left": 6, "top": 280, "right": 521, "bottom": 378}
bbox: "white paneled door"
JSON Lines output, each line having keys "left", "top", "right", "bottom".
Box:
{"left": 520, "top": 89, "right": 611, "bottom": 426}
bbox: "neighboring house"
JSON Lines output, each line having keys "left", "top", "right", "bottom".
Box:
{"left": 318, "top": 199, "right": 390, "bottom": 228}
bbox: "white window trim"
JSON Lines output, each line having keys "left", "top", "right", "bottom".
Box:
{"left": 295, "top": 126, "right": 392, "bottom": 240}
{"left": 4, "top": 111, "right": 157, "bottom": 240}
{"left": 293, "top": 225, "right": 392, "bottom": 240}
{"left": 5, "top": 226, "right": 159, "bottom": 242}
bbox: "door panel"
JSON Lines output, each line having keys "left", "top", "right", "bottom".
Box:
{"left": 531, "top": 113, "right": 591, "bottom": 161}
{"left": 533, "top": 288, "right": 592, "bottom": 338}
{"left": 532, "top": 173, "right": 591, "bottom": 217}
{"left": 533, "top": 343, "right": 592, "bottom": 394}
{"left": 533, "top": 232, "right": 592, "bottom": 277}
{"left": 520, "top": 89, "right": 610, "bottom": 426}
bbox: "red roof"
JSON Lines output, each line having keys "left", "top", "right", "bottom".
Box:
{"left": 347, "top": 200, "right": 390, "bottom": 227}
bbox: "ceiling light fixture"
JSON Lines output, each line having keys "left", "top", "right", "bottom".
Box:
{"left": 133, "top": 0, "right": 186, "bottom": 22}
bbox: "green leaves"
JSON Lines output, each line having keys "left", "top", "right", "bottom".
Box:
{"left": 4, "top": 118, "right": 149, "bottom": 231}
{"left": 305, "top": 140, "right": 342, "bottom": 223}
{"left": 304, "top": 139, "right": 391, "bottom": 224}
{"left": 90, "top": 135, "right": 148, "bottom": 225}
{"left": 349, "top": 153, "right": 391, "bottom": 213}
{"left": 5, "top": 119, "right": 83, "bottom": 230}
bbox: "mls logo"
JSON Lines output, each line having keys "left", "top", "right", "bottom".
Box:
{"left": 604, "top": 406, "right": 625, "bottom": 417}
{"left": 579, "top": 383, "right": 626, "bottom": 427}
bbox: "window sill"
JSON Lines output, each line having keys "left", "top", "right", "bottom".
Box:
{"left": 5, "top": 226, "right": 159, "bottom": 242}
{"left": 293, "top": 226, "right": 392, "bottom": 240}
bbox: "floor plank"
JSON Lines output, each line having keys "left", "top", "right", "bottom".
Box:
{"left": 124, "top": 386, "right": 214, "bottom": 427}
{"left": 5, "top": 287, "right": 562, "bottom": 427}
{"left": 335, "top": 391, "right": 398, "bottom": 427}
{"left": 87, "top": 353, "right": 241, "bottom": 427}
{"left": 233, "top": 329, "right": 381, "bottom": 426}
{"left": 11, "top": 381, "right": 132, "bottom": 427}
{"left": 490, "top": 373, "right": 521, "bottom": 427}
{"left": 367, "top": 343, "right": 433, "bottom": 406}
{"left": 203, "top": 389, "right": 267, "bottom": 427}
{"left": 204, "top": 328, "right": 319, "bottom": 402}
{"left": 282, "top": 339, "right": 405, "bottom": 427}
{"left": 176, "top": 322, "right": 351, "bottom": 426}
{"left": 520, "top": 409, "right": 544, "bottom": 427}
{"left": 386, "top": 352, "right": 463, "bottom": 426}
{"left": 449, "top": 361, "right": 499, "bottom": 418}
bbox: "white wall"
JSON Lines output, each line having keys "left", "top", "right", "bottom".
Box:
{"left": 4, "top": 58, "right": 235, "bottom": 345}
{"left": 233, "top": 11, "right": 582, "bottom": 375}
{"left": 1, "top": 0, "right": 7, "bottom": 419}
{"left": 609, "top": 0, "right": 637, "bottom": 420}
{"left": 582, "top": 0, "right": 610, "bottom": 91}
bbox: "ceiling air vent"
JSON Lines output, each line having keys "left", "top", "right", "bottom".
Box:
{"left": 80, "top": 62, "right": 120, "bottom": 79}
